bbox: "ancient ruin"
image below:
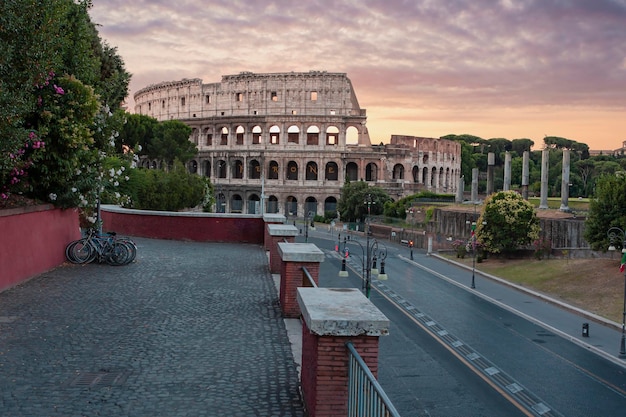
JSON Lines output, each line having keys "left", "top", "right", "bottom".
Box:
{"left": 134, "top": 71, "right": 462, "bottom": 216}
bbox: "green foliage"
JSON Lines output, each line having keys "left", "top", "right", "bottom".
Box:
{"left": 118, "top": 113, "right": 159, "bottom": 154}
{"left": 584, "top": 174, "right": 626, "bottom": 251}
{"left": 383, "top": 191, "right": 454, "bottom": 219}
{"left": 479, "top": 191, "right": 540, "bottom": 254}
{"left": 337, "top": 181, "right": 391, "bottom": 222}
{"left": 0, "top": 0, "right": 130, "bottom": 210}
{"left": 133, "top": 161, "right": 205, "bottom": 211}
{"left": 147, "top": 120, "right": 196, "bottom": 165}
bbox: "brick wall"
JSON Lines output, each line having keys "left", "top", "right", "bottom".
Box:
{"left": 279, "top": 261, "right": 319, "bottom": 318}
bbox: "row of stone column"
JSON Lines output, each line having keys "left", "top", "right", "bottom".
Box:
{"left": 263, "top": 214, "right": 390, "bottom": 417}
{"left": 456, "top": 149, "right": 572, "bottom": 212}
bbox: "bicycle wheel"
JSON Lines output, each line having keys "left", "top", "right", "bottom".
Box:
{"left": 66, "top": 239, "right": 95, "bottom": 264}
{"left": 105, "top": 241, "right": 130, "bottom": 266}
{"left": 119, "top": 239, "right": 137, "bottom": 263}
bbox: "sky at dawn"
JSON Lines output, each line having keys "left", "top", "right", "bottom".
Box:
{"left": 89, "top": 0, "right": 626, "bottom": 150}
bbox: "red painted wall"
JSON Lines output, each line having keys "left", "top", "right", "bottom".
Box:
{"left": 100, "top": 206, "right": 264, "bottom": 244}
{"left": 0, "top": 205, "right": 80, "bottom": 292}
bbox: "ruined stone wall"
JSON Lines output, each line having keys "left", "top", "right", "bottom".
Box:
{"left": 134, "top": 72, "right": 461, "bottom": 216}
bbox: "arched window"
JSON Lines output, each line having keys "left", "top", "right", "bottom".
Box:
{"left": 305, "top": 197, "right": 317, "bottom": 217}
{"left": 412, "top": 165, "right": 420, "bottom": 183}
{"left": 233, "top": 160, "right": 244, "bottom": 179}
{"left": 268, "top": 160, "right": 279, "bottom": 180}
{"left": 365, "top": 163, "right": 377, "bottom": 182}
{"left": 220, "top": 127, "right": 228, "bottom": 146}
{"left": 249, "top": 160, "right": 261, "bottom": 179}
{"left": 346, "top": 162, "right": 358, "bottom": 181}
{"left": 307, "top": 125, "right": 320, "bottom": 145}
{"left": 235, "top": 125, "right": 245, "bottom": 145}
{"left": 285, "top": 196, "right": 298, "bottom": 217}
{"left": 267, "top": 195, "right": 279, "bottom": 213}
{"left": 392, "top": 164, "right": 404, "bottom": 180}
{"left": 326, "top": 126, "right": 339, "bottom": 146}
{"left": 269, "top": 125, "right": 280, "bottom": 145}
{"left": 325, "top": 162, "right": 339, "bottom": 181}
{"left": 286, "top": 161, "right": 298, "bottom": 181}
{"left": 252, "top": 125, "right": 262, "bottom": 144}
{"left": 217, "top": 160, "right": 227, "bottom": 178}
{"left": 324, "top": 197, "right": 338, "bottom": 214}
{"left": 247, "top": 194, "right": 260, "bottom": 214}
{"left": 204, "top": 161, "right": 211, "bottom": 177}
{"left": 305, "top": 161, "right": 318, "bottom": 180}
{"left": 287, "top": 125, "right": 300, "bottom": 144}
{"left": 188, "top": 160, "right": 198, "bottom": 174}
{"left": 231, "top": 194, "right": 243, "bottom": 213}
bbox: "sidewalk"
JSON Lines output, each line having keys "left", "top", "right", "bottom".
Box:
{"left": 0, "top": 238, "right": 305, "bottom": 417}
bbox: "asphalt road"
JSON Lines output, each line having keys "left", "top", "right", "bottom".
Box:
{"left": 303, "top": 227, "right": 626, "bottom": 417}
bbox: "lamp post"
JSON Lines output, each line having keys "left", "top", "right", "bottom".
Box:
{"left": 466, "top": 203, "right": 482, "bottom": 289}
{"left": 338, "top": 193, "right": 388, "bottom": 297}
{"left": 607, "top": 226, "right": 626, "bottom": 358}
{"left": 406, "top": 208, "right": 415, "bottom": 260}
{"left": 338, "top": 235, "right": 388, "bottom": 298}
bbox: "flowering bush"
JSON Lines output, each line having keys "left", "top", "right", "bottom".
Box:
{"left": 451, "top": 239, "right": 467, "bottom": 258}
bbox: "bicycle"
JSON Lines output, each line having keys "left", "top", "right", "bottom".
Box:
{"left": 66, "top": 230, "right": 136, "bottom": 266}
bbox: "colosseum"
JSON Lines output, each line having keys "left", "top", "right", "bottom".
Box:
{"left": 134, "top": 71, "right": 461, "bottom": 217}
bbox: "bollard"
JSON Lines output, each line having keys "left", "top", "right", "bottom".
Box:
{"left": 582, "top": 323, "right": 589, "bottom": 337}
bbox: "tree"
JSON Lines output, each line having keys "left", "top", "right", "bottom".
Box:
{"left": 511, "top": 138, "right": 534, "bottom": 158}
{"left": 337, "top": 180, "right": 391, "bottom": 222}
{"left": 584, "top": 174, "right": 626, "bottom": 251}
{"left": 147, "top": 120, "right": 196, "bottom": 166}
{"left": 118, "top": 113, "right": 159, "bottom": 154}
{"left": 0, "top": 0, "right": 131, "bottom": 209}
{"left": 477, "top": 191, "right": 540, "bottom": 255}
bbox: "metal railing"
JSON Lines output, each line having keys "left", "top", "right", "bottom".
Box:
{"left": 346, "top": 342, "right": 401, "bottom": 417}
{"left": 301, "top": 266, "right": 318, "bottom": 288}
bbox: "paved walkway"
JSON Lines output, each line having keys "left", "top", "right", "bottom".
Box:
{"left": 0, "top": 238, "right": 305, "bottom": 417}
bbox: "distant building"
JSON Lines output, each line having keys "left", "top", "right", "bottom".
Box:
{"left": 589, "top": 140, "right": 626, "bottom": 157}
{"left": 134, "top": 71, "right": 462, "bottom": 216}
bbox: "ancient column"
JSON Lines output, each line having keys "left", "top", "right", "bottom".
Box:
{"left": 455, "top": 175, "right": 464, "bottom": 203}
{"left": 521, "top": 151, "right": 530, "bottom": 200}
{"left": 503, "top": 152, "right": 511, "bottom": 191}
{"left": 486, "top": 152, "right": 495, "bottom": 195}
{"left": 539, "top": 148, "right": 550, "bottom": 209}
{"left": 559, "top": 149, "right": 571, "bottom": 212}
{"left": 471, "top": 168, "right": 478, "bottom": 203}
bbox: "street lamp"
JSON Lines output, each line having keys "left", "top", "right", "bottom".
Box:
{"left": 406, "top": 208, "right": 415, "bottom": 260}
{"left": 337, "top": 235, "right": 388, "bottom": 298}
{"left": 466, "top": 202, "right": 483, "bottom": 289}
{"left": 607, "top": 226, "right": 626, "bottom": 358}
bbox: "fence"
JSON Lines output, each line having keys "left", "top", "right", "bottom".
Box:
{"left": 346, "top": 342, "right": 401, "bottom": 417}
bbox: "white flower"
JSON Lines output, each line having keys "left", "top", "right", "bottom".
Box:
{"left": 71, "top": 187, "right": 77, "bottom": 193}
{"left": 109, "top": 168, "right": 115, "bottom": 177}
{"left": 116, "top": 169, "right": 122, "bottom": 176}
{"left": 49, "top": 193, "right": 57, "bottom": 201}
{"left": 115, "top": 192, "right": 120, "bottom": 199}
{"left": 121, "top": 166, "right": 125, "bottom": 171}
{"left": 137, "top": 145, "right": 142, "bottom": 151}
{"left": 114, "top": 181, "right": 119, "bottom": 187}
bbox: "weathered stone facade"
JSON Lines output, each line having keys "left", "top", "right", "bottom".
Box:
{"left": 134, "top": 71, "right": 461, "bottom": 216}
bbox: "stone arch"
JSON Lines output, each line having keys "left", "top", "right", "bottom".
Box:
{"left": 365, "top": 162, "right": 378, "bottom": 182}
{"left": 422, "top": 167, "right": 428, "bottom": 185}
{"left": 231, "top": 194, "right": 243, "bottom": 212}
{"left": 216, "top": 192, "right": 226, "bottom": 213}
{"left": 252, "top": 125, "right": 262, "bottom": 144}
{"left": 325, "top": 162, "right": 339, "bottom": 181}
{"left": 188, "top": 160, "right": 198, "bottom": 174}
{"left": 412, "top": 165, "right": 420, "bottom": 183}
{"left": 267, "top": 195, "right": 279, "bottom": 213}
{"left": 203, "top": 127, "right": 212, "bottom": 146}
{"left": 287, "top": 125, "right": 300, "bottom": 144}
{"left": 233, "top": 159, "right": 244, "bottom": 179}
{"left": 268, "top": 160, "right": 279, "bottom": 180}
{"left": 249, "top": 159, "right": 261, "bottom": 179}
{"left": 191, "top": 128, "right": 199, "bottom": 145}
{"left": 235, "top": 125, "right": 245, "bottom": 145}
{"left": 306, "top": 161, "right": 318, "bottom": 180}
{"left": 346, "top": 126, "right": 359, "bottom": 145}
{"left": 324, "top": 196, "right": 338, "bottom": 214}
{"left": 306, "top": 125, "right": 320, "bottom": 145}
{"left": 285, "top": 196, "right": 298, "bottom": 217}
{"left": 392, "top": 163, "right": 404, "bottom": 180}
{"left": 305, "top": 196, "right": 318, "bottom": 216}
{"left": 431, "top": 167, "right": 437, "bottom": 188}
{"left": 346, "top": 162, "right": 358, "bottom": 181}
{"left": 286, "top": 161, "right": 298, "bottom": 180}
{"left": 220, "top": 126, "right": 228, "bottom": 145}
{"left": 203, "top": 160, "right": 211, "bottom": 177}
{"left": 326, "top": 126, "right": 339, "bottom": 146}
{"left": 247, "top": 193, "right": 260, "bottom": 214}
{"left": 269, "top": 125, "right": 280, "bottom": 145}
{"left": 217, "top": 159, "right": 227, "bottom": 178}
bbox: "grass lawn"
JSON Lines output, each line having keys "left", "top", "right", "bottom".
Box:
{"left": 444, "top": 255, "right": 624, "bottom": 323}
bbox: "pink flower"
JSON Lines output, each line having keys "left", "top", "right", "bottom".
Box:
{"left": 53, "top": 85, "right": 64, "bottom": 95}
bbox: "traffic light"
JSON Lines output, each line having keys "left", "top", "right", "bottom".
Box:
{"left": 409, "top": 240, "right": 413, "bottom": 248}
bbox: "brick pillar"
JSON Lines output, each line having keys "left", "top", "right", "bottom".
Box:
{"left": 267, "top": 224, "right": 298, "bottom": 274}
{"left": 263, "top": 214, "right": 286, "bottom": 250}
{"left": 297, "top": 288, "right": 389, "bottom": 417}
{"left": 277, "top": 242, "right": 324, "bottom": 318}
